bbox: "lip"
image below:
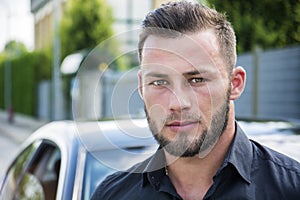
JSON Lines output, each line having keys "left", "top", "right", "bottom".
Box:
{"left": 166, "top": 120, "right": 199, "bottom": 132}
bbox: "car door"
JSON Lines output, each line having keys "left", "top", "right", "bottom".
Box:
{"left": 0, "top": 140, "right": 61, "bottom": 200}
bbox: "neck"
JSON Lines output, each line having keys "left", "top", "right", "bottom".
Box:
{"left": 165, "top": 103, "right": 236, "bottom": 199}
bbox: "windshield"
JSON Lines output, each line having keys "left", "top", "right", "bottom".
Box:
{"left": 82, "top": 146, "right": 156, "bottom": 199}
{"left": 82, "top": 152, "right": 114, "bottom": 200}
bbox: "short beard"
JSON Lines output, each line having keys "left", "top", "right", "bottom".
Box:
{"left": 145, "top": 88, "right": 231, "bottom": 158}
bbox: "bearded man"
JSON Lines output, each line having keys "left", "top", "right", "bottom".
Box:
{"left": 92, "top": 1, "right": 300, "bottom": 199}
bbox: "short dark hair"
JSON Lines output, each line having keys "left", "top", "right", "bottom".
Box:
{"left": 138, "top": 1, "right": 236, "bottom": 71}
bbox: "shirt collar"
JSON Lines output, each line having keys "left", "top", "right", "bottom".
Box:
{"left": 142, "top": 147, "right": 166, "bottom": 188}
{"left": 141, "top": 147, "right": 180, "bottom": 197}
{"left": 225, "top": 122, "right": 253, "bottom": 184}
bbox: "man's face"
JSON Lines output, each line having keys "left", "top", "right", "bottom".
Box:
{"left": 139, "top": 30, "right": 232, "bottom": 158}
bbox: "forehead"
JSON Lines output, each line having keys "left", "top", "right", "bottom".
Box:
{"left": 143, "top": 30, "right": 220, "bottom": 55}
{"left": 141, "top": 30, "right": 225, "bottom": 75}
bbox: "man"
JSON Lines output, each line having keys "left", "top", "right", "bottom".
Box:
{"left": 92, "top": 1, "right": 300, "bottom": 199}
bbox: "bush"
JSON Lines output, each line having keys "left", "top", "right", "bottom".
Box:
{"left": 0, "top": 51, "right": 51, "bottom": 116}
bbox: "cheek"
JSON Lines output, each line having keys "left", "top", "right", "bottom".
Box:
{"left": 143, "top": 86, "right": 172, "bottom": 106}
{"left": 146, "top": 103, "right": 167, "bottom": 119}
{"left": 193, "top": 86, "right": 212, "bottom": 107}
{"left": 206, "top": 80, "right": 229, "bottom": 101}
{"left": 143, "top": 91, "right": 168, "bottom": 115}
{"left": 194, "top": 84, "right": 226, "bottom": 118}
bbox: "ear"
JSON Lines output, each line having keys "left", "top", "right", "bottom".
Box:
{"left": 230, "top": 66, "right": 246, "bottom": 100}
{"left": 137, "top": 70, "right": 144, "bottom": 100}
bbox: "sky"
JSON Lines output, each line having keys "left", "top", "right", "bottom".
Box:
{"left": 0, "top": 0, "right": 34, "bottom": 51}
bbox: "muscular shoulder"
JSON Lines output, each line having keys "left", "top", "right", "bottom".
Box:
{"left": 251, "top": 139, "right": 300, "bottom": 172}
{"left": 250, "top": 139, "right": 300, "bottom": 195}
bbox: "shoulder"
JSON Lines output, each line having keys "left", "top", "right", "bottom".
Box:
{"left": 251, "top": 139, "right": 300, "bottom": 172}
{"left": 250, "top": 139, "right": 300, "bottom": 188}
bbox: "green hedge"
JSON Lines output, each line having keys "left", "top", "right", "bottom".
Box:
{"left": 0, "top": 63, "right": 4, "bottom": 109}
{"left": 0, "top": 51, "right": 51, "bottom": 116}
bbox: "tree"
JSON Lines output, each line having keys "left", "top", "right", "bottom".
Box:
{"left": 4, "top": 40, "right": 28, "bottom": 57}
{"left": 60, "top": 0, "right": 114, "bottom": 59}
{"left": 206, "top": 0, "right": 300, "bottom": 53}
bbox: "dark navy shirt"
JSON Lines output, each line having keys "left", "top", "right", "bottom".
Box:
{"left": 91, "top": 123, "right": 300, "bottom": 200}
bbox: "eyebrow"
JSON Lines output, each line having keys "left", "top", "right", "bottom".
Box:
{"left": 143, "top": 69, "right": 209, "bottom": 78}
{"left": 144, "top": 72, "right": 169, "bottom": 78}
{"left": 182, "top": 70, "right": 208, "bottom": 76}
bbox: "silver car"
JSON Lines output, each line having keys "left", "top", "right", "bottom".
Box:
{"left": 0, "top": 118, "right": 299, "bottom": 199}
{"left": 0, "top": 119, "right": 157, "bottom": 200}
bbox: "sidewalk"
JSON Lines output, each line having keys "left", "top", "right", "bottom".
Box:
{"left": 0, "top": 110, "right": 48, "bottom": 144}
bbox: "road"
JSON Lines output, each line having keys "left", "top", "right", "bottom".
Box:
{"left": 0, "top": 130, "right": 19, "bottom": 177}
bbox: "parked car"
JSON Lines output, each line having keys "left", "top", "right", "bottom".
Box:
{"left": 0, "top": 118, "right": 299, "bottom": 200}
{"left": 0, "top": 119, "right": 157, "bottom": 200}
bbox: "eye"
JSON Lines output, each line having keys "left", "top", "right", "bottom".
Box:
{"left": 190, "top": 77, "right": 206, "bottom": 83}
{"left": 150, "top": 80, "right": 168, "bottom": 86}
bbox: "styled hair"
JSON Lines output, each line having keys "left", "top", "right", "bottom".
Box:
{"left": 138, "top": 1, "right": 236, "bottom": 72}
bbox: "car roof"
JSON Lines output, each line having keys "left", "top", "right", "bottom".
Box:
{"left": 24, "top": 118, "right": 300, "bottom": 153}
{"left": 26, "top": 119, "right": 157, "bottom": 153}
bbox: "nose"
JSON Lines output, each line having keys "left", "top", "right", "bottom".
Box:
{"left": 168, "top": 83, "right": 192, "bottom": 112}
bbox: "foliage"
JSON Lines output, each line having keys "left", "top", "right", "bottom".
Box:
{"left": 0, "top": 62, "right": 4, "bottom": 109}
{"left": 60, "top": 0, "right": 114, "bottom": 60}
{"left": 0, "top": 51, "right": 51, "bottom": 116}
{"left": 206, "top": 0, "right": 300, "bottom": 53}
{"left": 4, "top": 40, "right": 28, "bottom": 56}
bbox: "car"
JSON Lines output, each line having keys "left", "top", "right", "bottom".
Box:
{"left": 0, "top": 119, "right": 157, "bottom": 200}
{"left": 0, "top": 118, "right": 299, "bottom": 200}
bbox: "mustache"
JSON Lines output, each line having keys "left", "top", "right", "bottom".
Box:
{"left": 164, "top": 112, "right": 202, "bottom": 123}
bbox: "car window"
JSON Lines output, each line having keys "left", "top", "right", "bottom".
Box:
{"left": 0, "top": 142, "right": 40, "bottom": 200}
{"left": 24, "top": 141, "right": 61, "bottom": 200}
{"left": 82, "top": 152, "right": 115, "bottom": 200}
{"left": 1, "top": 140, "right": 61, "bottom": 200}
{"left": 14, "top": 172, "right": 45, "bottom": 199}
{"left": 82, "top": 146, "right": 156, "bottom": 199}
